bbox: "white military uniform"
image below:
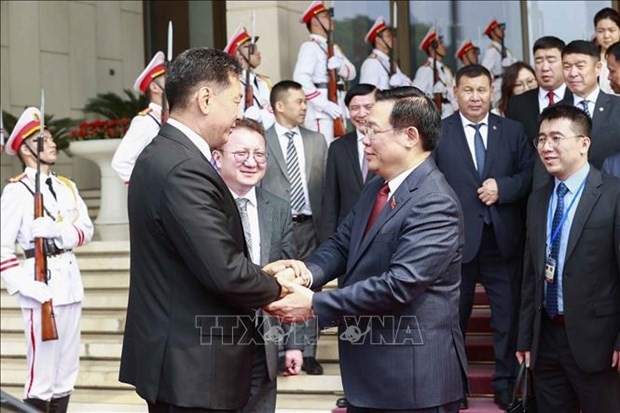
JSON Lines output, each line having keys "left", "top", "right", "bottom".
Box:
{"left": 359, "top": 49, "right": 412, "bottom": 91}
{"left": 240, "top": 70, "right": 275, "bottom": 130}
{"left": 412, "top": 57, "right": 458, "bottom": 119}
{"left": 111, "top": 102, "right": 162, "bottom": 183}
{"left": 293, "top": 34, "right": 356, "bottom": 145}
{"left": 0, "top": 168, "right": 93, "bottom": 401}
{"left": 481, "top": 40, "right": 517, "bottom": 106}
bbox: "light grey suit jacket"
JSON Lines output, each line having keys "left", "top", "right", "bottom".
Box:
{"left": 260, "top": 124, "right": 328, "bottom": 239}
{"left": 307, "top": 157, "right": 468, "bottom": 409}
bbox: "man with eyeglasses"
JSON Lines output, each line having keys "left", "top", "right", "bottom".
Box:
{"left": 322, "top": 83, "right": 377, "bottom": 241}
{"left": 260, "top": 80, "right": 328, "bottom": 375}
{"left": 211, "top": 118, "right": 304, "bottom": 413}
{"left": 111, "top": 51, "right": 166, "bottom": 184}
{"left": 434, "top": 64, "right": 534, "bottom": 409}
{"left": 225, "top": 24, "right": 275, "bottom": 130}
{"left": 517, "top": 104, "right": 620, "bottom": 413}
{"left": 558, "top": 40, "right": 620, "bottom": 174}
{"left": 1, "top": 107, "right": 94, "bottom": 412}
{"left": 506, "top": 36, "right": 572, "bottom": 191}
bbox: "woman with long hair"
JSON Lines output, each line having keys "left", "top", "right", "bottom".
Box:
{"left": 495, "top": 62, "right": 537, "bottom": 116}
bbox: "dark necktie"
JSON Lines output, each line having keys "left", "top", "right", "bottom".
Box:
{"left": 545, "top": 182, "right": 569, "bottom": 318}
{"left": 361, "top": 148, "right": 369, "bottom": 183}
{"left": 285, "top": 131, "right": 306, "bottom": 213}
{"left": 46, "top": 177, "right": 57, "bottom": 200}
{"left": 546, "top": 90, "right": 555, "bottom": 106}
{"left": 469, "top": 123, "right": 486, "bottom": 179}
{"left": 579, "top": 100, "right": 590, "bottom": 117}
{"left": 235, "top": 198, "right": 253, "bottom": 261}
{"left": 364, "top": 183, "right": 389, "bottom": 237}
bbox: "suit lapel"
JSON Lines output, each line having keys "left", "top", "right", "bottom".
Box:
{"left": 532, "top": 185, "right": 553, "bottom": 276}
{"left": 591, "top": 91, "right": 611, "bottom": 138}
{"left": 483, "top": 114, "right": 501, "bottom": 179}
{"left": 451, "top": 114, "right": 479, "bottom": 182}
{"left": 265, "top": 127, "right": 287, "bottom": 177}
{"left": 565, "top": 169, "right": 602, "bottom": 261}
{"left": 256, "top": 190, "right": 273, "bottom": 266}
{"left": 301, "top": 129, "right": 314, "bottom": 178}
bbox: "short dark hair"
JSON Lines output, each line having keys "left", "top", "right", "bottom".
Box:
{"left": 562, "top": 40, "right": 600, "bottom": 60}
{"left": 344, "top": 83, "right": 377, "bottom": 107}
{"left": 532, "top": 36, "right": 565, "bottom": 54}
{"left": 375, "top": 86, "right": 440, "bottom": 151}
{"left": 455, "top": 64, "right": 492, "bottom": 86}
{"left": 235, "top": 117, "right": 265, "bottom": 138}
{"left": 165, "top": 48, "right": 241, "bottom": 111}
{"left": 594, "top": 7, "right": 620, "bottom": 29}
{"left": 607, "top": 41, "right": 620, "bottom": 60}
{"left": 270, "top": 80, "right": 303, "bottom": 109}
{"left": 538, "top": 104, "right": 592, "bottom": 137}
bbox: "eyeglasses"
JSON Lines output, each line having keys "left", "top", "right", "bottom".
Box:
{"left": 365, "top": 127, "right": 397, "bottom": 140}
{"left": 220, "top": 150, "right": 268, "bottom": 164}
{"left": 533, "top": 135, "right": 584, "bottom": 149}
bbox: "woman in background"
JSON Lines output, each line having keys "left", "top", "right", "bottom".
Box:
{"left": 495, "top": 62, "right": 537, "bottom": 116}
{"left": 594, "top": 7, "right": 620, "bottom": 95}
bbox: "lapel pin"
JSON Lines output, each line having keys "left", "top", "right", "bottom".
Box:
{"left": 390, "top": 197, "right": 396, "bottom": 209}
{"left": 599, "top": 107, "right": 604, "bottom": 112}
{"left": 492, "top": 125, "right": 497, "bottom": 130}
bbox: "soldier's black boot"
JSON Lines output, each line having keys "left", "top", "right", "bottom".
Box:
{"left": 23, "top": 398, "right": 49, "bottom": 412}
{"left": 48, "top": 395, "right": 70, "bottom": 413}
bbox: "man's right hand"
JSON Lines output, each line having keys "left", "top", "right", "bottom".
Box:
{"left": 263, "top": 260, "right": 310, "bottom": 286}
{"left": 20, "top": 281, "right": 52, "bottom": 303}
{"left": 515, "top": 351, "right": 531, "bottom": 368}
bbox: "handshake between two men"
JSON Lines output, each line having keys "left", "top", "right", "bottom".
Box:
{"left": 261, "top": 259, "right": 315, "bottom": 323}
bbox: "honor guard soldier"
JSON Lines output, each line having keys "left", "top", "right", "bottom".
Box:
{"left": 413, "top": 27, "right": 457, "bottom": 119}
{"left": 293, "top": 1, "right": 356, "bottom": 145}
{"left": 1, "top": 107, "right": 93, "bottom": 412}
{"left": 456, "top": 39, "right": 480, "bottom": 66}
{"left": 359, "top": 16, "right": 412, "bottom": 90}
{"left": 111, "top": 51, "right": 166, "bottom": 183}
{"left": 225, "top": 24, "right": 275, "bottom": 130}
{"left": 481, "top": 19, "right": 517, "bottom": 106}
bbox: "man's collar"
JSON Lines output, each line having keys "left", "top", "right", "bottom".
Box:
{"left": 275, "top": 122, "right": 301, "bottom": 137}
{"left": 572, "top": 87, "right": 600, "bottom": 104}
{"left": 230, "top": 186, "right": 257, "bottom": 206}
{"left": 310, "top": 33, "right": 327, "bottom": 43}
{"left": 459, "top": 112, "right": 490, "bottom": 128}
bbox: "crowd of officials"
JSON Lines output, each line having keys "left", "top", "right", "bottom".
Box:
{"left": 1, "top": 1, "right": 619, "bottom": 413}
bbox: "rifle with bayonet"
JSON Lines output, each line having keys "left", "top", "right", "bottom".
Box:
{"left": 431, "top": 41, "right": 442, "bottom": 112}
{"left": 326, "top": 4, "right": 346, "bottom": 138}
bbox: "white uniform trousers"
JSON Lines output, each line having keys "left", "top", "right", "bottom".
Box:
{"left": 22, "top": 303, "right": 81, "bottom": 401}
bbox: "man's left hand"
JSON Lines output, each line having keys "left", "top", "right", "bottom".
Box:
{"left": 612, "top": 350, "right": 620, "bottom": 373}
{"left": 477, "top": 178, "right": 499, "bottom": 205}
{"left": 283, "top": 349, "right": 303, "bottom": 376}
{"left": 264, "top": 279, "right": 314, "bottom": 323}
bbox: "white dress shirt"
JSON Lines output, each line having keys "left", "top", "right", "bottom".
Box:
{"left": 572, "top": 87, "right": 600, "bottom": 116}
{"left": 538, "top": 84, "right": 567, "bottom": 112}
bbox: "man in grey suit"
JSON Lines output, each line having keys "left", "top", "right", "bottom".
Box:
{"left": 260, "top": 80, "right": 328, "bottom": 375}
{"left": 517, "top": 104, "right": 620, "bottom": 413}
{"left": 267, "top": 87, "right": 468, "bottom": 412}
{"left": 212, "top": 119, "right": 304, "bottom": 412}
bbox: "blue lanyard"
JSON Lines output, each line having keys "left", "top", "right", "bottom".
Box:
{"left": 547, "top": 177, "right": 587, "bottom": 249}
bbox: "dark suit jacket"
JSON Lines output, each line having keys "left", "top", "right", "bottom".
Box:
{"left": 434, "top": 112, "right": 535, "bottom": 263}
{"left": 119, "top": 123, "right": 281, "bottom": 409}
{"left": 603, "top": 153, "right": 620, "bottom": 178}
{"left": 322, "top": 131, "right": 374, "bottom": 241}
{"left": 260, "top": 125, "right": 327, "bottom": 239}
{"left": 559, "top": 91, "right": 620, "bottom": 170}
{"left": 506, "top": 87, "right": 573, "bottom": 190}
{"left": 307, "top": 157, "right": 467, "bottom": 409}
{"left": 518, "top": 167, "right": 620, "bottom": 373}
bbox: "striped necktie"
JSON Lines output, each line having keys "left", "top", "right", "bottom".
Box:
{"left": 579, "top": 100, "right": 590, "bottom": 117}
{"left": 285, "top": 131, "right": 307, "bottom": 213}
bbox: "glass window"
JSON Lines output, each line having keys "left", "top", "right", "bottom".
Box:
{"left": 333, "top": 1, "right": 391, "bottom": 86}
{"left": 526, "top": 1, "right": 611, "bottom": 60}
{"left": 408, "top": 0, "right": 523, "bottom": 73}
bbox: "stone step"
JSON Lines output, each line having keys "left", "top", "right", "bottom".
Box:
{"left": 1, "top": 308, "right": 127, "bottom": 334}
{"left": 1, "top": 289, "right": 130, "bottom": 310}
{"left": 1, "top": 332, "right": 123, "bottom": 359}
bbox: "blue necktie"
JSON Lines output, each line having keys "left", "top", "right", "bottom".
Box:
{"left": 545, "top": 182, "right": 569, "bottom": 318}
{"left": 469, "top": 124, "right": 486, "bottom": 179}
{"left": 579, "top": 100, "right": 591, "bottom": 117}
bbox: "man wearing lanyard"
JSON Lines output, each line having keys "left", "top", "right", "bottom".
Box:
{"left": 517, "top": 104, "right": 620, "bottom": 413}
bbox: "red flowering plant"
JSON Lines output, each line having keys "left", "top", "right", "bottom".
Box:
{"left": 69, "top": 118, "right": 130, "bottom": 141}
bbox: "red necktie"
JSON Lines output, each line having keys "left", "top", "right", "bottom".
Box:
{"left": 364, "top": 183, "right": 390, "bottom": 237}
{"left": 547, "top": 90, "right": 555, "bottom": 106}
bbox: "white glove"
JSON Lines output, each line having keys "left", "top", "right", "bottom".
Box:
{"left": 20, "top": 280, "right": 52, "bottom": 303}
{"left": 243, "top": 105, "right": 262, "bottom": 121}
{"left": 433, "top": 82, "right": 447, "bottom": 95}
{"left": 31, "top": 216, "right": 62, "bottom": 239}
{"left": 322, "top": 101, "right": 343, "bottom": 119}
{"left": 501, "top": 56, "right": 516, "bottom": 68}
{"left": 389, "top": 72, "right": 411, "bottom": 88}
{"left": 327, "top": 55, "right": 344, "bottom": 71}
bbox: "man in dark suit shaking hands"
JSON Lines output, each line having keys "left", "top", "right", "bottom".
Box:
{"left": 119, "top": 48, "right": 288, "bottom": 412}
{"left": 434, "top": 64, "right": 535, "bottom": 409}
{"left": 267, "top": 87, "right": 468, "bottom": 412}
{"left": 517, "top": 104, "right": 620, "bottom": 413}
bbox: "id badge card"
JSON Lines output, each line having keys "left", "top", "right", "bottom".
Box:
{"left": 544, "top": 257, "right": 556, "bottom": 283}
